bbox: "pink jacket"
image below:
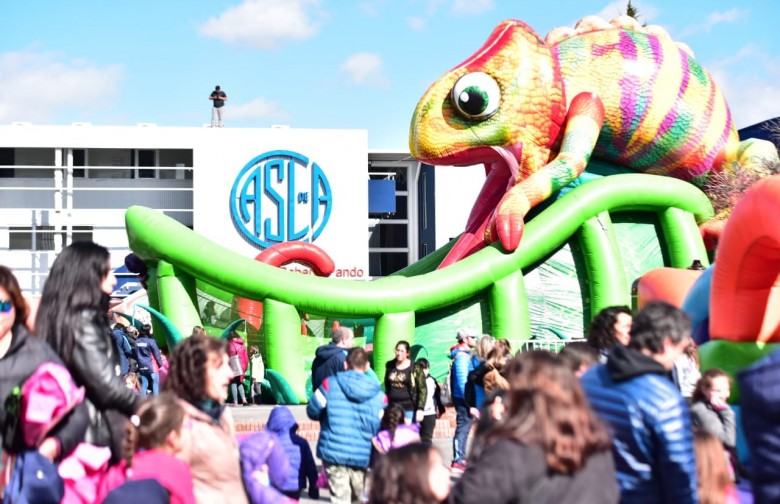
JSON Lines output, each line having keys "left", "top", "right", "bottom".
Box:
{"left": 371, "top": 424, "right": 420, "bottom": 454}
{"left": 97, "top": 450, "right": 196, "bottom": 504}
{"left": 229, "top": 338, "right": 249, "bottom": 374}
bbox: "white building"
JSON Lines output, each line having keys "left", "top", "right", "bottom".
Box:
{"left": 0, "top": 123, "right": 483, "bottom": 294}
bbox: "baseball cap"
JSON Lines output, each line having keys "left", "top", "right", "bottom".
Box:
{"left": 456, "top": 329, "right": 479, "bottom": 342}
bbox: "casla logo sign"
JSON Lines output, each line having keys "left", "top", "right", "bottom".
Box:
{"left": 230, "top": 150, "right": 332, "bottom": 249}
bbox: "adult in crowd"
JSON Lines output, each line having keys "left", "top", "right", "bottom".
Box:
{"left": 581, "top": 301, "right": 698, "bottom": 503}
{"left": 163, "top": 334, "right": 248, "bottom": 503}
{"left": 35, "top": 242, "right": 142, "bottom": 463}
{"left": 134, "top": 323, "right": 163, "bottom": 397}
{"left": 449, "top": 328, "right": 477, "bottom": 472}
{"left": 450, "top": 351, "right": 618, "bottom": 503}
{"left": 111, "top": 323, "right": 133, "bottom": 376}
{"left": 125, "top": 325, "right": 140, "bottom": 373}
{"left": 307, "top": 347, "right": 386, "bottom": 504}
{"left": 311, "top": 326, "right": 354, "bottom": 392}
{"left": 586, "top": 305, "right": 632, "bottom": 362}
{"left": 738, "top": 347, "right": 780, "bottom": 503}
{"left": 384, "top": 340, "right": 426, "bottom": 423}
{"left": 249, "top": 345, "right": 265, "bottom": 405}
{"left": 0, "top": 265, "right": 88, "bottom": 463}
{"left": 227, "top": 331, "right": 249, "bottom": 406}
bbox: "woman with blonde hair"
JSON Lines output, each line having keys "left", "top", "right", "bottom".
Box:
{"left": 451, "top": 351, "right": 618, "bottom": 503}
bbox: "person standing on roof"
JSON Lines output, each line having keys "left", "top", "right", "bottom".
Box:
{"left": 209, "top": 85, "right": 227, "bottom": 127}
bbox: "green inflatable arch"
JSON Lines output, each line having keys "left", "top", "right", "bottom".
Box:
{"left": 126, "top": 173, "right": 712, "bottom": 403}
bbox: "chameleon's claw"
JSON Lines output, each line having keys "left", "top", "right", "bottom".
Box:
{"left": 494, "top": 210, "right": 525, "bottom": 252}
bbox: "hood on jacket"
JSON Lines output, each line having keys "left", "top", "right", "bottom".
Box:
{"left": 334, "top": 370, "right": 382, "bottom": 403}
{"left": 266, "top": 405, "right": 298, "bottom": 434}
{"left": 607, "top": 345, "right": 668, "bottom": 383}
{"left": 450, "top": 345, "right": 470, "bottom": 360}
{"left": 315, "top": 343, "right": 345, "bottom": 361}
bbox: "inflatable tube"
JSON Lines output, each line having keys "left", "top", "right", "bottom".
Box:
{"left": 235, "top": 242, "right": 336, "bottom": 331}
{"left": 136, "top": 304, "right": 184, "bottom": 349}
{"left": 682, "top": 267, "right": 713, "bottom": 344}
{"left": 710, "top": 175, "right": 780, "bottom": 343}
{"left": 698, "top": 339, "right": 779, "bottom": 403}
{"left": 636, "top": 267, "right": 703, "bottom": 309}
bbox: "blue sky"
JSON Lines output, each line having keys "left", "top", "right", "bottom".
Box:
{"left": 1, "top": 0, "right": 778, "bottom": 149}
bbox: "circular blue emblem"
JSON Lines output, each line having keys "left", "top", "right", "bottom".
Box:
{"left": 230, "top": 150, "right": 332, "bottom": 249}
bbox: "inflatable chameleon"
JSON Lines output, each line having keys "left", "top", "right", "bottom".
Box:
{"left": 410, "top": 15, "right": 780, "bottom": 268}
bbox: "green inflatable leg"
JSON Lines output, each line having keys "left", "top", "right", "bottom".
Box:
{"left": 157, "top": 260, "right": 203, "bottom": 339}
{"left": 374, "top": 312, "right": 415, "bottom": 385}
{"left": 264, "top": 299, "right": 306, "bottom": 403}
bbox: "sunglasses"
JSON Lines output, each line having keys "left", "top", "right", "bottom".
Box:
{"left": 0, "top": 300, "right": 12, "bottom": 313}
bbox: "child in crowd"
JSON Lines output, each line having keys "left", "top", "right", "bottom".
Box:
{"left": 674, "top": 340, "right": 702, "bottom": 401}
{"left": 239, "top": 430, "right": 296, "bottom": 504}
{"left": 371, "top": 404, "right": 420, "bottom": 465}
{"left": 265, "top": 406, "right": 319, "bottom": 501}
{"left": 368, "top": 443, "right": 450, "bottom": 504}
{"left": 97, "top": 393, "right": 196, "bottom": 504}
{"left": 691, "top": 368, "right": 737, "bottom": 477}
{"left": 694, "top": 429, "right": 740, "bottom": 504}
{"left": 250, "top": 346, "right": 265, "bottom": 405}
{"left": 414, "top": 359, "right": 445, "bottom": 446}
{"left": 123, "top": 372, "right": 141, "bottom": 393}
{"left": 559, "top": 341, "right": 600, "bottom": 377}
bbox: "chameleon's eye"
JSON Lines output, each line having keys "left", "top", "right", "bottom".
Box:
{"left": 451, "top": 72, "right": 500, "bottom": 119}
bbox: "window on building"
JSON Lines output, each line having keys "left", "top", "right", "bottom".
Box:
{"left": 0, "top": 148, "right": 13, "bottom": 178}
{"left": 8, "top": 226, "right": 94, "bottom": 251}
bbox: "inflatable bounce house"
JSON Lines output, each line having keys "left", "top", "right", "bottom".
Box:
{"left": 122, "top": 15, "right": 779, "bottom": 410}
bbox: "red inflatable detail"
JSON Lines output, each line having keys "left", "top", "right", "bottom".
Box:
{"left": 636, "top": 268, "right": 703, "bottom": 310}
{"left": 710, "top": 175, "right": 780, "bottom": 343}
{"left": 234, "top": 242, "right": 335, "bottom": 331}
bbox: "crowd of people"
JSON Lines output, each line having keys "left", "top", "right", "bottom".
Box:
{"left": 1, "top": 241, "right": 780, "bottom": 503}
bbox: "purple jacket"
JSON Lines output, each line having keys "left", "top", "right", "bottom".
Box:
{"left": 239, "top": 430, "right": 293, "bottom": 504}
{"left": 265, "top": 406, "right": 318, "bottom": 494}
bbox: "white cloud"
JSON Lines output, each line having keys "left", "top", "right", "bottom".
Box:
{"left": 710, "top": 45, "right": 780, "bottom": 128}
{"left": 198, "top": 0, "right": 325, "bottom": 50}
{"left": 340, "top": 52, "right": 389, "bottom": 88}
{"left": 228, "top": 97, "right": 291, "bottom": 121}
{"left": 677, "top": 7, "right": 745, "bottom": 38}
{"left": 452, "top": 0, "right": 493, "bottom": 15}
{"left": 0, "top": 49, "right": 121, "bottom": 124}
{"left": 407, "top": 16, "right": 425, "bottom": 32}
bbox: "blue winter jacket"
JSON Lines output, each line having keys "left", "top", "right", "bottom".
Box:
{"left": 449, "top": 346, "right": 473, "bottom": 400}
{"left": 111, "top": 328, "right": 132, "bottom": 376}
{"left": 580, "top": 346, "right": 698, "bottom": 504}
{"left": 738, "top": 348, "right": 780, "bottom": 504}
{"left": 306, "top": 370, "right": 386, "bottom": 467}
{"left": 310, "top": 343, "right": 348, "bottom": 392}
{"left": 133, "top": 335, "right": 162, "bottom": 374}
{"left": 266, "top": 406, "right": 318, "bottom": 493}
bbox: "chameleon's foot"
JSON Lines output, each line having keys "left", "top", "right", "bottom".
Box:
{"left": 494, "top": 208, "right": 526, "bottom": 252}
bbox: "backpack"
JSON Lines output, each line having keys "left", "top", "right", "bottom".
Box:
{"left": 2, "top": 450, "right": 64, "bottom": 504}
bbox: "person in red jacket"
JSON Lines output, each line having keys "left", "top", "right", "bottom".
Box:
{"left": 227, "top": 331, "right": 249, "bottom": 406}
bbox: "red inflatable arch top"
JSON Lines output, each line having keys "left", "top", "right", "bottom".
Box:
{"left": 710, "top": 174, "right": 780, "bottom": 343}
{"left": 235, "top": 242, "right": 336, "bottom": 331}
{"left": 636, "top": 267, "right": 703, "bottom": 310}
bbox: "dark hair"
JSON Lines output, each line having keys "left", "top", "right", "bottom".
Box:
{"left": 559, "top": 342, "right": 600, "bottom": 372}
{"left": 369, "top": 443, "right": 441, "bottom": 504}
{"left": 191, "top": 326, "right": 206, "bottom": 337}
{"left": 489, "top": 351, "right": 611, "bottom": 473}
{"left": 415, "top": 358, "right": 430, "bottom": 371}
{"left": 380, "top": 403, "right": 406, "bottom": 442}
{"left": 694, "top": 428, "right": 732, "bottom": 504}
{"left": 228, "top": 330, "right": 240, "bottom": 340}
{"left": 0, "top": 265, "right": 29, "bottom": 327}
{"left": 692, "top": 368, "right": 729, "bottom": 404}
{"left": 164, "top": 334, "right": 228, "bottom": 402}
{"left": 113, "top": 323, "right": 125, "bottom": 331}
{"left": 140, "top": 324, "right": 152, "bottom": 336}
{"left": 587, "top": 306, "right": 631, "bottom": 351}
{"left": 628, "top": 301, "right": 691, "bottom": 354}
{"left": 36, "top": 241, "right": 111, "bottom": 359}
{"left": 347, "top": 347, "right": 368, "bottom": 370}
{"left": 395, "top": 340, "right": 411, "bottom": 353}
{"left": 123, "top": 393, "right": 185, "bottom": 473}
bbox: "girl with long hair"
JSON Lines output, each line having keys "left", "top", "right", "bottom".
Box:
{"left": 369, "top": 443, "right": 450, "bottom": 504}
{"left": 97, "top": 393, "right": 195, "bottom": 503}
{"left": 371, "top": 403, "right": 420, "bottom": 464}
{"left": 35, "top": 242, "right": 141, "bottom": 463}
{"left": 694, "top": 429, "right": 739, "bottom": 504}
{"left": 163, "top": 334, "right": 248, "bottom": 503}
{"left": 450, "top": 351, "right": 618, "bottom": 503}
